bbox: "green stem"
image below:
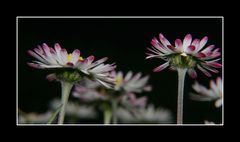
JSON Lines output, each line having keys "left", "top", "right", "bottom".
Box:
{"left": 177, "top": 68, "right": 187, "bottom": 124}
{"left": 103, "top": 108, "right": 112, "bottom": 125}
{"left": 112, "top": 98, "right": 118, "bottom": 124}
{"left": 58, "top": 81, "right": 73, "bottom": 124}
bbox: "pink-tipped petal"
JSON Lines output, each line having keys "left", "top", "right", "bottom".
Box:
{"left": 196, "top": 53, "right": 206, "bottom": 58}
{"left": 186, "top": 45, "right": 196, "bottom": 54}
{"left": 188, "top": 69, "right": 197, "bottom": 79}
{"left": 83, "top": 58, "right": 89, "bottom": 64}
{"left": 213, "top": 48, "right": 220, "bottom": 53}
{"left": 27, "top": 63, "right": 42, "bottom": 69}
{"left": 151, "top": 38, "right": 170, "bottom": 54}
{"left": 46, "top": 73, "right": 57, "bottom": 81}
{"left": 201, "top": 45, "right": 215, "bottom": 53}
{"left": 207, "top": 62, "right": 222, "bottom": 68}
{"left": 199, "top": 36, "right": 208, "bottom": 49}
{"left": 191, "top": 39, "right": 200, "bottom": 47}
{"left": 37, "top": 45, "right": 44, "bottom": 54}
{"left": 209, "top": 52, "right": 221, "bottom": 58}
{"left": 197, "top": 65, "right": 211, "bottom": 77}
{"left": 54, "top": 43, "right": 62, "bottom": 50}
{"left": 159, "top": 33, "right": 171, "bottom": 46}
{"left": 153, "top": 62, "right": 169, "bottom": 72}
{"left": 167, "top": 45, "right": 175, "bottom": 51}
{"left": 151, "top": 38, "right": 162, "bottom": 49}
{"left": 54, "top": 43, "right": 64, "bottom": 64}
{"left": 188, "top": 45, "right": 196, "bottom": 51}
{"left": 175, "top": 39, "right": 183, "bottom": 50}
{"left": 71, "top": 49, "right": 81, "bottom": 64}
{"left": 42, "top": 43, "right": 52, "bottom": 57}
{"left": 202, "top": 65, "right": 219, "bottom": 73}
{"left": 147, "top": 47, "right": 160, "bottom": 55}
{"left": 28, "top": 50, "right": 47, "bottom": 64}
{"left": 89, "top": 57, "right": 108, "bottom": 68}
{"left": 35, "top": 46, "right": 44, "bottom": 54}
{"left": 49, "top": 48, "right": 55, "bottom": 54}
{"left": 60, "top": 48, "right": 68, "bottom": 64}
{"left": 86, "top": 55, "right": 95, "bottom": 64}
{"left": 183, "top": 34, "right": 192, "bottom": 51}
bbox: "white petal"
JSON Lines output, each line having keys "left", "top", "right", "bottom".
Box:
{"left": 60, "top": 48, "right": 68, "bottom": 64}
{"left": 215, "top": 99, "right": 222, "bottom": 108}
{"left": 159, "top": 33, "right": 171, "bottom": 46}
{"left": 28, "top": 50, "right": 49, "bottom": 65}
{"left": 153, "top": 62, "right": 169, "bottom": 72}
{"left": 88, "top": 57, "right": 108, "bottom": 69}
{"left": 71, "top": 49, "right": 80, "bottom": 64}
{"left": 199, "top": 36, "right": 208, "bottom": 51}
{"left": 183, "top": 34, "right": 192, "bottom": 52}
{"left": 124, "top": 71, "right": 133, "bottom": 82}
{"left": 54, "top": 43, "right": 64, "bottom": 65}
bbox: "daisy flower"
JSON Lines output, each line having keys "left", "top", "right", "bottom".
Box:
{"left": 145, "top": 33, "right": 222, "bottom": 124}
{"left": 73, "top": 71, "right": 151, "bottom": 103}
{"left": 27, "top": 43, "right": 83, "bottom": 69}
{"left": 28, "top": 43, "right": 116, "bottom": 88}
{"left": 146, "top": 33, "right": 222, "bottom": 78}
{"left": 111, "top": 71, "right": 152, "bottom": 93}
{"left": 72, "top": 71, "right": 151, "bottom": 124}
{"left": 27, "top": 43, "right": 116, "bottom": 124}
{"left": 190, "top": 77, "right": 223, "bottom": 108}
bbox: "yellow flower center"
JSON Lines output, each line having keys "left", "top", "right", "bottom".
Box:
{"left": 180, "top": 52, "right": 187, "bottom": 57}
{"left": 67, "top": 54, "right": 84, "bottom": 62}
{"left": 115, "top": 75, "right": 123, "bottom": 87}
{"left": 170, "top": 53, "right": 196, "bottom": 68}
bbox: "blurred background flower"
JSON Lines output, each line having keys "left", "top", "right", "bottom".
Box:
{"left": 72, "top": 71, "right": 152, "bottom": 124}
{"left": 73, "top": 71, "right": 151, "bottom": 105}
{"left": 111, "top": 71, "right": 152, "bottom": 93}
{"left": 190, "top": 77, "right": 223, "bottom": 108}
{"left": 116, "top": 105, "right": 173, "bottom": 124}
{"left": 204, "top": 120, "right": 216, "bottom": 125}
{"left": 50, "top": 99, "right": 97, "bottom": 122}
{"left": 18, "top": 110, "right": 52, "bottom": 124}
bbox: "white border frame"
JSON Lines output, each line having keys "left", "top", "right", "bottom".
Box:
{"left": 16, "top": 16, "right": 224, "bottom": 126}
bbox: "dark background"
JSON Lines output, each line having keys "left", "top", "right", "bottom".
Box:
{"left": 18, "top": 17, "right": 222, "bottom": 124}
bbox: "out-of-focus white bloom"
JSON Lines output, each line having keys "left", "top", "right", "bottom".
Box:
{"left": 28, "top": 43, "right": 116, "bottom": 88}
{"left": 116, "top": 105, "right": 172, "bottom": 124}
{"left": 190, "top": 77, "right": 223, "bottom": 108}
{"left": 18, "top": 111, "right": 52, "bottom": 124}
{"left": 120, "top": 93, "right": 147, "bottom": 108}
{"left": 72, "top": 79, "right": 108, "bottom": 102}
{"left": 204, "top": 120, "right": 216, "bottom": 125}
{"left": 111, "top": 71, "right": 152, "bottom": 93}
{"left": 50, "top": 99, "right": 97, "bottom": 119}
{"left": 73, "top": 71, "right": 151, "bottom": 107}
